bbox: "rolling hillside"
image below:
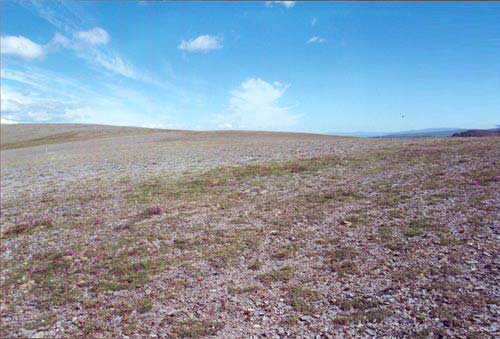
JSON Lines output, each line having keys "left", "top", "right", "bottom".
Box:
{"left": 0, "top": 124, "right": 170, "bottom": 150}
{"left": 1, "top": 124, "right": 499, "bottom": 338}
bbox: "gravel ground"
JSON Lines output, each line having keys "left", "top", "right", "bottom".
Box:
{"left": 1, "top": 125, "right": 499, "bottom": 338}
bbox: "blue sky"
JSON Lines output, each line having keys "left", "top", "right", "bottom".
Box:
{"left": 1, "top": 1, "right": 499, "bottom": 133}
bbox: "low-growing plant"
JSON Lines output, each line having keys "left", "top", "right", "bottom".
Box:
{"left": 285, "top": 285, "right": 321, "bottom": 313}
{"left": 248, "top": 259, "right": 262, "bottom": 270}
{"left": 137, "top": 297, "right": 153, "bottom": 313}
{"left": 171, "top": 319, "right": 223, "bottom": 338}
{"left": 150, "top": 205, "right": 164, "bottom": 215}
{"left": 328, "top": 246, "right": 359, "bottom": 261}
{"left": 334, "top": 296, "right": 379, "bottom": 311}
{"left": 331, "top": 260, "right": 359, "bottom": 277}
{"left": 257, "top": 266, "right": 295, "bottom": 284}
{"left": 272, "top": 244, "right": 297, "bottom": 260}
{"left": 229, "top": 285, "right": 259, "bottom": 294}
{"left": 333, "top": 307, "right": 392, "bottom": 324}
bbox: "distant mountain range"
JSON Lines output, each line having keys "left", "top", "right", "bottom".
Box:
{"left": 329, "top": 128, "right": 466, "bottom": 138}
{"left": 329, "top": 127, "right": 499, "bottom": 138}
{"left": 451, "top": 128, "right": 500, "bottom": 137}
{"left": 376, "top": 128, "right": 468, "bottom": 138}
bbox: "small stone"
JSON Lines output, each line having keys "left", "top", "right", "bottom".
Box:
{"left": 366, "top": 328, "right": 376, "bottom": 336}
{"left": 20, "top": 280, "right": 35, "bottom": 291}
{"left": 245, "top": 308, "right": 255, "bottom": 315}
{"left": 299, "top": 315, "right": 313, "bottom": 323}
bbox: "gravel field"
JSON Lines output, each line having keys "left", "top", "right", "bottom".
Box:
{"left": 1, "top": 124, "right": 499, "bottom": 338}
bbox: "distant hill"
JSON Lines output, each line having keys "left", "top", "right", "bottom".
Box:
{"left": 0, "top": 123, "right": 168, "bottom": 150}
{"left": 329, "top": 128, "right": 467, "bottom": 138}
{"left": 0, "top": 123, "right": 333, "bottom": 151}
{"left": 376, "top": 128, "right": 468, "bottom": 138}
{"left": 328, "top": 131, "right": 386, "bottom": 138}
{"left": 452, "top": 128, "right": 500, "bottom": 137}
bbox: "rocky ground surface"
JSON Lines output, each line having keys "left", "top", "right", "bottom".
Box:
{"left": 1, "top": 125, "right": 499, "bottom": 338}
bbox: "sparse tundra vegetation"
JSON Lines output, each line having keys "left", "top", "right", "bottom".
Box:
{"left": 1, "top": 124, "right": 499, "bottom": 338}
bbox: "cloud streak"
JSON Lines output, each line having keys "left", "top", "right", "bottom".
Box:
{"left": 0, "top": 36, "right": 45, "bottom": 60}
{"left": 0, "top": 117, "right": 19, "bottom": 124}
{"left": 83, "top": 49, "right": 142, "bottom": 80}
{"left": 178, "top": 35, "right": 223, "bottom": 53}
{"left": 10, "top": 2, "right": 147, "bottom": 82}
{"left": 0, "top": 65, "right": 180, "bottom": 128}
{"left": 3, "top": 27, "right": 143, "bottom": 81}
{"left": 0, "top": 27, "right": 134, "bottom": 80}
{"left": 214, "top": 78, "right": 299, "bottom": 131}
{"left": 265, "top": 1, "right": 296, "bottom": 9}
{"left": 307, "top": 36, "right": 326, "bottom": 44}
{"left": 75, "top": 27, "right": 110, "bottom": 45}
{"left": 0, "top": 84, "right": 79, "bottom": 123}
{"left": 1, "top": 1, "right": 218, "bottom": 130}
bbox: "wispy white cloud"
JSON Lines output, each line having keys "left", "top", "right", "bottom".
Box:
{"left": 1, "top": 66, "right": 93, "bottom": 124}
{"left": 1, "top": 117, "right": 19, "bottom": 124}
{"left": 75, "top": 27, "right": 110, "bottom": 45}
{"left": 84, "top": 49, "right": 142, "bottom": 80}
{"left": 0, "top": 36, "right": 45, "bottom": 60}
{"left": 178, "top": 35, "right": 223, "bottom": 53}
{"left": 1, "top": 27, "right": 131, "bottom": 82}
{"left": 0, "top": 64, "right": 184, "bottom": 128}
{"left": 1, "top": 66, "right": 96, "bottom": 100}
{"left": 311, "top": 17, "right": 317, "bottom": 27}
{"left": 214, "top": 77, "right": 299, "bottom": 131}
{"left": 307, "top": 36, "right": 326, "bottom": 44}
{"left": 0, "top": 86, "right": 33, "bottom": 107}
{"left": 19, "top": 0, "right": 83, "bottom": 34}
{"left": 49, "top": 32, "right": 72, "bottom": 49}
{"left": 42, "top": 27, "right": 140, "bottom": 80}
{"left": 265, "top": 1, "right": 296, "bottom": 9}
{"left": 0, "top": 84, "right": 79, "bottom": 123}
{"left": 10, "top": 1, "right": 143, "bottom": 81}
{"left": 2, "top": 1, "right": 198, "bottom": 129}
